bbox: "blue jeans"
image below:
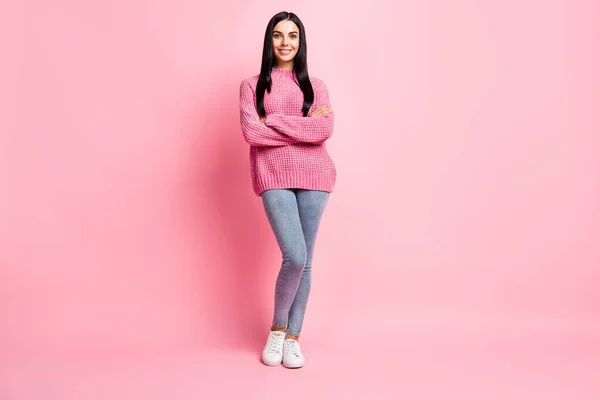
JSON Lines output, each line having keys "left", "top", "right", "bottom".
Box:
{"left": 260, "top": 188, "right": 330, "bottom": 337}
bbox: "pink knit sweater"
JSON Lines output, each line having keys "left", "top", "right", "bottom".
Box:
{"left": 239, "top": 68, "right": 337, "bottom": 196}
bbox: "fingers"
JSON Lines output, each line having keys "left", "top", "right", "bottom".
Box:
{"left": 309, "top": 106, "right": 333, "bottom": 117}
{"left": 315, "top": 108, "right": 332, "bottom": 117}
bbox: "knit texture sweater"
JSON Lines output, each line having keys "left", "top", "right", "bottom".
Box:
{"left": 239, "top": 67, "right": 337, "bottom": 196}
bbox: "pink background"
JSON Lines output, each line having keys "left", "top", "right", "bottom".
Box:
{"left": 1, "top": 1, "right": 599, "bottom": 399}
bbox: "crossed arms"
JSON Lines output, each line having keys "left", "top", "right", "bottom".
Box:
{"left": 239, "top": 79, "right": 334, "bottom": 147}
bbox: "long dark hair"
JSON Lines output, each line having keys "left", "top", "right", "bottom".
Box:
{"left": 256, "top": 11, "right": 314, "bottom": 117}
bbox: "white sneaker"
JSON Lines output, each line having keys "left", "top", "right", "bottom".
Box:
{"left": 283, "top": 339, "right": 305, "bottom": 368}
{"left": 262, "top": 330, "right": 286, "bottom": 366}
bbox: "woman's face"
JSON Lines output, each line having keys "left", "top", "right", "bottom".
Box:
{"left": 272, "top": 20, "right": 300, "bottom": 68}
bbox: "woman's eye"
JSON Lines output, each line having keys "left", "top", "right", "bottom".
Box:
{"left": 273, "top": 34, "right": 297, "bottom": 39}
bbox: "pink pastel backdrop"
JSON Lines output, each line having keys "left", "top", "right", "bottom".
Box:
{"left": 1, "top": 0, "right": 599, "bottom": 399}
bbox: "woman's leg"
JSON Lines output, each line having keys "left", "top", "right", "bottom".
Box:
{"left": 261, "top": 189, "right": 308, "bottom": 330}
{"left": 286, "top": 189, "right": 330, "bottom": 338}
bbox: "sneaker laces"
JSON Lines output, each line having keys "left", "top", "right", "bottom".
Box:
{"left": 285, "top": 340, "right": 302, "bottom": 357}
{"left": 267, "top": 333, "right": 285, "bottom": 353}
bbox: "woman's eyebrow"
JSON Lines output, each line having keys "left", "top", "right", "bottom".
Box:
{"left": 273, "top": 30, "right": 298, "bottom": 34}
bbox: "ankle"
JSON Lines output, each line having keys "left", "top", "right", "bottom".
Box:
{"left": 285, "top": 333, "right": 299, "bottom": 341}
{"left": 271, "top": 324, "right": 287, "bottom": 332}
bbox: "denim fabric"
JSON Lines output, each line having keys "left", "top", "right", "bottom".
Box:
{"left": 261, "top": 188, "right": 330, "bottom": 337}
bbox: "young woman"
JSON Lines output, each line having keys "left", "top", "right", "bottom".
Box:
{"left": 238, "top": 11, "right": 336, "bottom": 368}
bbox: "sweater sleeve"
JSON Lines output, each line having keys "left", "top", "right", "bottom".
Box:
{"left": 263, "top": 80, "right": 334, "bottom": 145}
{"left": 239, "top": 79, "right": 298, "bottom": 147}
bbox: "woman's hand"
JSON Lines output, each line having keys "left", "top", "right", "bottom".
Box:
{"left": 309, "top": 106, "right": 332, "bottom": 117}
{"left": 259, "top": 106, "right": 331, "bottom": 123}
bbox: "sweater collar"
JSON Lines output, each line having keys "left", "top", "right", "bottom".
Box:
{"left": 271, "top": 67, "right": 296, "bottom": 78}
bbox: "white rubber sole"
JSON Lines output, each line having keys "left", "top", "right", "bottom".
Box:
{"left": 262, "top": 356, "right": 283, "bottom": 366}
{"left": 283, "top": 360, "right": 304, "bottom": 369}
